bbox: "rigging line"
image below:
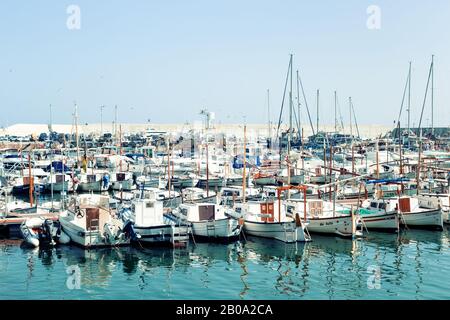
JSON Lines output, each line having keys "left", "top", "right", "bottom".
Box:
{"left": 351, "top": 99, "right": 361, "bottom": 139}
{"left": 296, "top": 70, "right": 302, "bottom": 139}
{"left": 298, "top": 70, "right": 316, "bottom": 136}
{"left": 276, "top": 56, "right": 292, "bottom": 140}
{"left": 418, "top": 59, "right": 433, "bottom": 130}
{"left": 396, "top": 66, "right": 410, "bottom": 125}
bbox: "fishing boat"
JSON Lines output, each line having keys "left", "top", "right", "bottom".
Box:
{"left": 181, "top": 187, "right": 217, "bottom": 203}
{"left": 110, "top": 171, "right": 134, "bottom": 191}
{"left": 392, "top": 196, "right": 444, "bottom": 230}
{"left": 11, "top": 175, "right": 46, "bottom": 195}
{"left": 359, "top": 198, "right": 400, "bottom": 232}
{"left": 59, "top": 194, "right": 134, "bottom": 247}
{"left": 135, "top": 175, "right": 161, "bottom": 188}
{"left": 172, "top": 202, "right": 243, "bottom": 241}
{"left": 252, "top": 172, "right": 278, "bottom": 186}
{"left": 220, "top": 186, "right": 260, "bottom": 205}
{"left": 286, "top": 198, "right": 362, "bottom": 238}
{"left": 238, "top": 186, "right": 311, "bottom": 243}
{"left": 196, "top": 175, "right": 224, "bottom": 189}
{"left": 416, "top": 193, "right": 449, "bottom": 224}
{"left": 43, "top": 173, "right": 78, "bottom": 193}
{"left": 77, "top": 172, "right": 111, "bottom": 192}
{"left": 166, "top": 175, "right": 198, "bottom": 189}
{"left": 238, "top": 200, "right": 311, "bottom": 243}
{"left": 133, "top": 187, "right": 182, "bottom": 208}
{"left": 119, "top": 191, "right": 189, "bottom": 247}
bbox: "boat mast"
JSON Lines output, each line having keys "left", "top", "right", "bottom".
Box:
{"left": 407, "top": 61, "right": 411, "bottom": 143}
{"left": 316, "top": 89, "right": 319, "bottom": 134}
{"left": 349, "top": 97, "right": 353, "bottom": 139}
{"left": 75, "top": 103, "right": 79, "bottom": 168}
{"left": 242, "top": 124, "right": 247, "bottom": 204}
{"left": 334, "top": 91, "right": 337, "bottom": 133}
{"left": 289, "top": 54, "right": 293, "bottom": 155}
{"left": 28, "top": 153, "right": 33, "bottom": 207}
{"left": 206, "top": 141, "right": 209, "bottom": 197}
{"left": 296, "top": 70, "right": 301, "bottom": 141}
{"left": 431, "top": 55, "right": 434, "bottom": 135}
{"left": 49, "top": 104, "right": 54, "bottom": 210}
{"left": 114, "top": 105, "right": 118, "bottom": 146}
{"left": 267, "top": 89, "right": 271, "bottom": 148}
{"left": 287, "top": 54, "right": 293, "bottom": 191}
{"left": 416, "top": 129, "right": 422, "bottom": 195}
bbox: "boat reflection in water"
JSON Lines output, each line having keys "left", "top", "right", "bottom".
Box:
{"left": 6, "top": 226, "right": 448, "bottom": 299}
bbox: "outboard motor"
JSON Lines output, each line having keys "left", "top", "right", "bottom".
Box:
{"left": 42, "top": 219, "right": 56, "bottom": 246}
{"left": 123, "top": 220, "right": 141, "bottom": 241}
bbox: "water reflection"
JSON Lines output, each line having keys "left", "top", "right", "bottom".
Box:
{"left": 1, "top": 226, "right": 448, "bottom": 299}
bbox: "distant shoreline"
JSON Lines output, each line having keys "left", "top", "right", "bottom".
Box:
{"left": 1, "top": 123, "right": 395, "bottom": 139}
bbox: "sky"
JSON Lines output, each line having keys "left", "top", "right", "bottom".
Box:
{"left": 0, "top": 0, "right": 449, "bottom": 128}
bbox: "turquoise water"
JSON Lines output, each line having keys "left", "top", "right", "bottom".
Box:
{"left": 0, "top": 228, "right": 449, "bottom": 300}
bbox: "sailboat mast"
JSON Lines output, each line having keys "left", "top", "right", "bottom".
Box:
{"left": 407, "top": 62, "right": 411, "bottom": 140}
{"left": 289, "top": 54, "right": 293, "bottom": 153}
{"left": 349, "top": 97, "right": 353, "bottom": 138}
{"left": 334, "top": 91, "right": 337, "bottom": 132}
{"left": 431, "top": 55, "right": 434, "bottom": 135}
{"left": 296, "top": 70, "right": 301, "bottom": 140}
{"left": 316, "top": 89, "right": 319, "bottom": 134}
{"left": 242, "top": 124, "right": 247, "bottom": 204}
{"left": 75, "top": 103, "right": 79, "bottom": 168}
{"left": 267, "top": 89, "right": 271, "bottom": 146}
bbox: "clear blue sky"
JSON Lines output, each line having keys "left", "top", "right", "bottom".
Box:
{"left": 0, "top": 0, "right": 449, "bottom": 128}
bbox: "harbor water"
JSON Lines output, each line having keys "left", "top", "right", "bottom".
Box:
{"left": 1, "top": 228, "right": 448, "bottom": 300}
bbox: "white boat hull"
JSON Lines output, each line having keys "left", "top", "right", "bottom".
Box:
{"left": 134, "top": 224, "right": 189, "bottom": 245}
{"left": 60, "top": 217, "right": 129, "bottom": 247}
{"left": 361, "top": 212, "right": 399, "bottom": 231}
{"left": 244, "top": 220, "right": 299, "bottom": 243}
{"left": 111, "top": 180, "right": 134, "bottom": 191}
{"left": 307, "top": 215, "right": 359, "bottom": 237}
{"left": 191, "top": 217, "right": 242, "bottom": 239}
{"left": 400, "top": 208, "right": 444, "bottom": 230}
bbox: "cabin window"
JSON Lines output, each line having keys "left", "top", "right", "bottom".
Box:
{"left": 370, "top": 202, "right": 378, "bottom": 208}
{"left": 379, "top": 203, "right": 386, "bottom": 210}
{"left": 146, "top": 202, "right": 154, "bottom": 208}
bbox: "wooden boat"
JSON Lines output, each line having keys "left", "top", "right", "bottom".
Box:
{"left": 417, "top": 193, "right": 449, "bottom": 224}
{"left": 181, "top": 187, "right": 216, "bottom": 203}
{"left": 59, "top": 194, "right": 132, "bottom": 247}
{"left": 394, "top": 196, "right": 444, "bottom": 230}
{"left": 238, "top": 186, "right": 311, "bottom": 243}
{"left": 286, "top": 198, "right": 362, "bottom": 238}
{"left": 119, "top": 192, "right": 189, "bottom": 247}
{"left": 172, "top": 202, "right": 242, "bottom": 241}
{"left": 359, "top": 199, "right": 399, "bottom": 232}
